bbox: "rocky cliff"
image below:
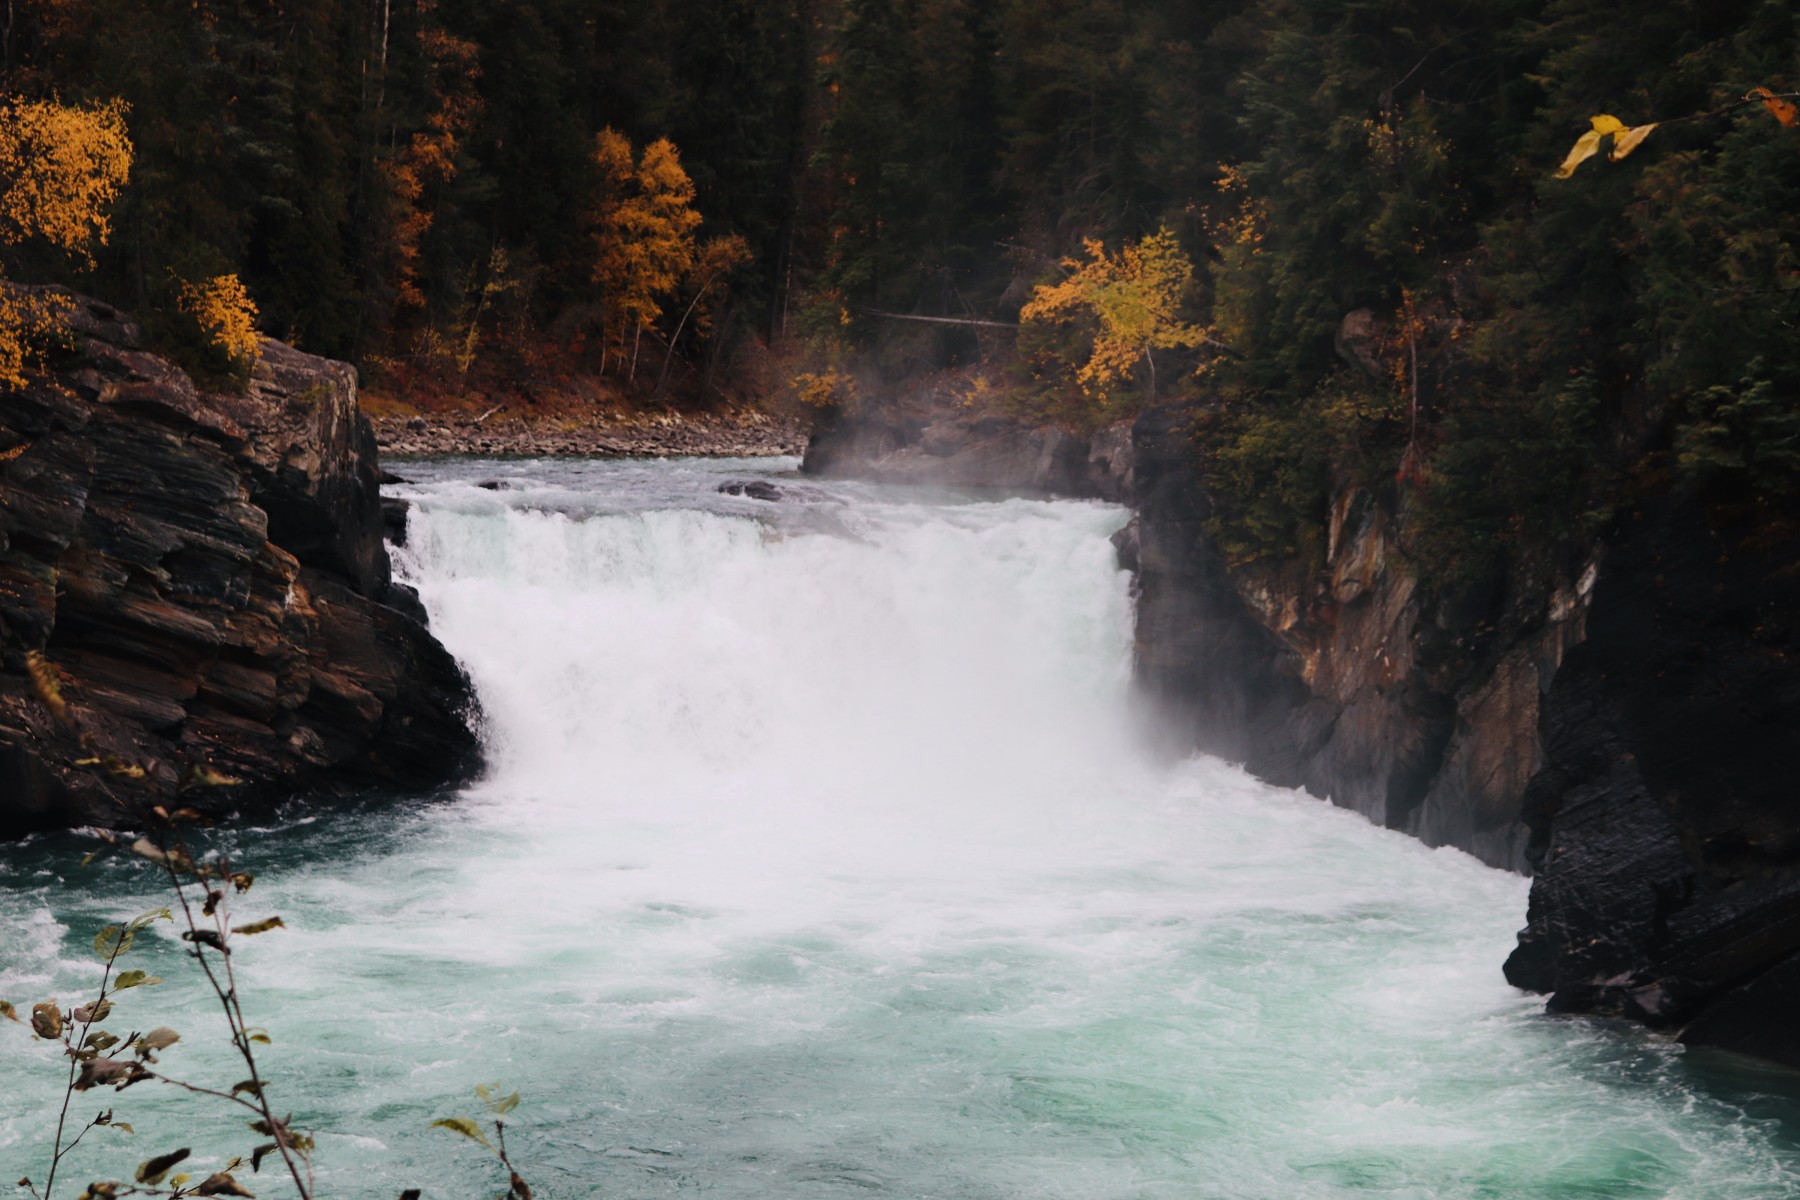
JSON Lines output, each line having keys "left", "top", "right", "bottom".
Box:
{"left": 0, "top": 292, "right": 480, "bottom": 836}
{"left": 1503, "top": 488, "right": 1800, "bottom": 1066}
{"left": 810, "top": 386, "right": 1800, "bottom": 1069}
{"left": 1129, "top": 403, "right": 1800, "bottom": 1068}
{"left": 1129, "top": 402, "right": 1595, "bottom": 873}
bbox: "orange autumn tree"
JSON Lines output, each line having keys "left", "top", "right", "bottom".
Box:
{"left": 590, "top": 128, "right": 703, "bottom": 379}
{"left": 374, "top": 27, "right": 482, "bottom": 319}
{"left": 0, "top": 97, "right": 133, "bottom": 386}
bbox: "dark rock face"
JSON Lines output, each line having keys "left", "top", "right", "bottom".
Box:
{"left": 0, "top": 293, "right": 480, "bottom": 836}
{"left": 1504, "top": 490, "right": 1800, "bottom": 1066}
{"left": 801, "top": 383, "right": 1133, "bottom": 501}
{"left": 1129, "top": 403, "right": 1587, "bottom": 872}
{"left": 381, "top": 497, "right": 412, "bottom": 547}
{"left": 1129, "top": 403, "right": 1311, "bottom": 766}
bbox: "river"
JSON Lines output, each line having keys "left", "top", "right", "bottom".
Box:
{"left": 4, "top": 457, "right": 1799, "bottom": 1198}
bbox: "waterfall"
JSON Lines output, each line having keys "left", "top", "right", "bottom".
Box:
{"left": 1, "top": 457, "right": 1794, "bottom": 1199}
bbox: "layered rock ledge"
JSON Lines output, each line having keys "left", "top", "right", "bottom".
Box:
{"left": 0, "top": 292, "right": 480, "bottom": 836}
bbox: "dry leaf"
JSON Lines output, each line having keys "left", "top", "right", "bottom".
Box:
{"left": 1750, "top": 86, "right": 1799, "bottom": 128}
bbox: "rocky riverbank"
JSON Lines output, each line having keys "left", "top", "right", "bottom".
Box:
{"left": 371, "top": 407, "right": 806, "bottom": 459}
{"left": 0, "top": 291, "right": 480, "bottom": 836}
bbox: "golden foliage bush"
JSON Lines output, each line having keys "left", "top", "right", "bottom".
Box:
{"left": 176, "top": 273, "right": 261, "bottom": 367}
{"left": 590, "top": 128, "right": 703, "bottom": 372}
{"left": 0, "top": 289, "right": 63, "bottom": 389}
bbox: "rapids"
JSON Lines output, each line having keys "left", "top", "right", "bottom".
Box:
{"left": 4, "top": 457, "right": 1800, "bottom": 1198}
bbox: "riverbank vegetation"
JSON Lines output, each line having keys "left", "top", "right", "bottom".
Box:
{"left": 4, "top": 0, "right": 1798, "bottom": 578}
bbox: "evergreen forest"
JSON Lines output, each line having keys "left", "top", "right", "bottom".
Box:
{"left": 4, "top": 0, "right": 1799, "bottom": 584}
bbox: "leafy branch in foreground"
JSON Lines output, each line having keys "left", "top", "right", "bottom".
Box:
{"left": 7, "top": 653, "right": 311, "bottom": 1200}
{"left": 434, "top": 1085, "right": 531, "bottom": 1200}
{"left": 10, "top": 651, "right": 536, "bottom": 1200}
{"left": 6, "top": 819, "right": 311, "bottom": 1200}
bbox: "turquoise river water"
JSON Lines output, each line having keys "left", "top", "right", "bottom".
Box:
{"left": 5, "top": 457, "right": 1800, "bottom": 1198}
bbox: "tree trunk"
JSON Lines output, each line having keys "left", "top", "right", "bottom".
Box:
{"left": 657, "top": 270, "right": 724, "bottom": 396}
{"left": 858, "top": 308, "right": 1019, "bottom": 330}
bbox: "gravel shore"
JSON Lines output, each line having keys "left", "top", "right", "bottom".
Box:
{"left": 371, "top": 407, "right": 808, "bottom": 459}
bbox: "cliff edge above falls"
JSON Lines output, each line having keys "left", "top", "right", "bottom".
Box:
{"left": 0, "top": 291, "right": 481, "bottom": 837}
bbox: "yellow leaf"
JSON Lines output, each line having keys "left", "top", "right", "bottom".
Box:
{"left": 1609, "top": 123, "right": 1658, "bottom": 161}
{"left": 1555, "top": 129, "right": 1606, "bottom": 179}
{"left": 1557, "top": 115, "right": 1640, "bottom": 178}
{"left": 433, "top": 1117, "right": 491, "bottom": 1149}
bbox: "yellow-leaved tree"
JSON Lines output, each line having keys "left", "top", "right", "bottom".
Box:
{"left": 590, "top": 128, "right": 703, "bottom": 379}
{"left": 0, "top": 97, "right": 133, "bottom": 386}
{"left": 1020, "top": 226, "right": 1212, "bottom": 404}
{"left": 176, "top": 274, "right": 261, "bottom": 370}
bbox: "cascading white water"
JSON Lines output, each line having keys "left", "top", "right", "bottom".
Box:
{"left": 4, "top": 457, "right": 1799, "bottom": 1199}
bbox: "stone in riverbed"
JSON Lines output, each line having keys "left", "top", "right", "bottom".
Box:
{"left": 718, "top": 480, "right": 784, "bottom": 502}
